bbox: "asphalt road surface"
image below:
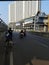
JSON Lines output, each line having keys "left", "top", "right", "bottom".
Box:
{"left": 0, "top": 31, "right": 49, "bottom": 65}
{"left": 12, "top": 31, "right": 49, "bottom": 65}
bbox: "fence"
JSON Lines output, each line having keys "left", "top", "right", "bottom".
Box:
{"left": 29, "top": 31, "right": 49, "bottom": 38}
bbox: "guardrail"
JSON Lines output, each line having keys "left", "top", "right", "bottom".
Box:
{"left": 29, "top": 31, "right": 49, "bottom": 38}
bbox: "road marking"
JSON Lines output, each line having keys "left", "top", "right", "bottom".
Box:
{"left": 30, "top": 34, "right": 49, "bottom": 48}
{"left": 39, "top": 43, "right": 48, "bottom": 48}
{"left": 10, "top": 51, "right": 13, "bottom": 65}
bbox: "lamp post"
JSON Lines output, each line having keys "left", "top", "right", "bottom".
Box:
{"left": 0, "top": 14, "right": 1, "bottom": 23}
{"left": 33, "top": 17, "right": 35, "bottom": 31}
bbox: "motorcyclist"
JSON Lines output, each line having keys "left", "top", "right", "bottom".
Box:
{"left": 5, "top": 28, "right": 13, "bottom": 57}
{"left": 20, "top": 30, "right": 23, "bottom": 33}
{"left": 5, "top": 28, "right": 13, "bottom": 42}
{"left": 20, "top": 30, "right": 24, "bottom": 38}
{"left": 8, "top": 28, "right": 13, "bottom": 40}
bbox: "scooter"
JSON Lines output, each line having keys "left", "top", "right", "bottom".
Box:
{"left": 20, "top": 32, "right": 24, "bottom": 38}
{"left": 5, "top": 32, "right": 13, "bottom": 49}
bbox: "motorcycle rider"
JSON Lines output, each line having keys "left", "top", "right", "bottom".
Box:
{"left": 8, "top": 28, "right": 13, "bottom": 40}
{"left": 20, "top": 30, "right": 24, "bottom": 38}
{"left": 5, "top": 28, "right": 13, "bottom": 42}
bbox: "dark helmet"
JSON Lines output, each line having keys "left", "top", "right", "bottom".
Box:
{"left": 21, "top": 30, "right": 23, "bottom": 32}
{"left": 9, "top": 27, "right": 11, "bottom": 30}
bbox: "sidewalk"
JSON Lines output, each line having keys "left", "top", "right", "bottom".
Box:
{"left": 26, "top": 57, "right": 49, "bottom": 65}
{"left": 0, "top": 32, "right": 6, "bottom": 65}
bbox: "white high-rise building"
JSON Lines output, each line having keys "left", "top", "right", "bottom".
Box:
{"left": 9, "top": 1, "right": 41, "bottom": 23}
{"left": 9, "top": 3, "right": 16, "bottom": 23}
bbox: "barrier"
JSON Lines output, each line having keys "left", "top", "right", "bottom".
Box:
{"left": 29, "top": 31, "right": 49, "bottom": 38}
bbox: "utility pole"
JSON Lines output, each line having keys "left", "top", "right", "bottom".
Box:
{"left": 33, "top": 17, "right": 35, "bottom": 31}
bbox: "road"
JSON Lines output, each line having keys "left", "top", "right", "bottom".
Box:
{"left": 12, "top": 31, "right": 49, "bottom": 65}
{"left": 0, "top": 31, "right": 49, "bottom": 65}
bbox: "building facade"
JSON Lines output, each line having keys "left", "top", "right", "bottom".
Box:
{"left": 9, "top": 1, "right": 41, "bottom": 23}
{"left": 9, "top": 3, "right": 16, "bottom": 23}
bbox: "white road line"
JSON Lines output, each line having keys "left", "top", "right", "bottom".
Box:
{"left": 39, "top": 43, "right": 48, "bottom": 48}
{"left": 10, "top": 51, "right": 13, "bottom": 65}
{"left": 30, "top": 34, "right": 49, "bottom": 48}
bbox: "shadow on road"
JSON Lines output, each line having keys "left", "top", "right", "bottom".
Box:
{"left": 0, "top": 31, "right": 49, "bottom": 65}
{"left": 13, "top": 32, "right": 49, "bottom": 65}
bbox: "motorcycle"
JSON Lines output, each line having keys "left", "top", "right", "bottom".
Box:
{"left": 5, "top": 32, "right": 13, "bottom": 49}
{"left": 19, "top": 30, "right": 24, "bottom": 38}
{"left": 20, "top": 32, "right": 24, "bottom": 38}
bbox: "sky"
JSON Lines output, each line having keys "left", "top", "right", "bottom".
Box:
{"left": 0, "top": 1, "right": 13, "bottom": 24}
{"left": 0, "top": 1, "right": 49, "bottom": 24}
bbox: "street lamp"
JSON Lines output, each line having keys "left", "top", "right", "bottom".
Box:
{"left": 33, "top": 17, "right": 35, "bottom": 31}
{"left": 0, "top": 14, "right": 1, "bottom": 23}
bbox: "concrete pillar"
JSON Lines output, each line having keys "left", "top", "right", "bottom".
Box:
{"left": 20, "top": 22, "right": 23, "bottom": 29}
{"left": 20, "top": 20, "right": 24, "bottom": 29}
{"left": 33, "top": 18, "right": 36, "bottom": 31}
{"left": 44, "top": 26, "right": 46, "bottom": 32}
{"left": 48, "top": 15, "right": 49, "bottom": 32}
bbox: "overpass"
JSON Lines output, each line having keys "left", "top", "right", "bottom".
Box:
{"left": 8, "top": 12, "right": 49, "bottom": 32}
